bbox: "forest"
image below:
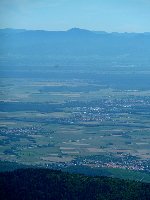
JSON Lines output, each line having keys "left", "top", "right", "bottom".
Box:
{"left": 0, "top": 168, "right": 150, "bottom": 200}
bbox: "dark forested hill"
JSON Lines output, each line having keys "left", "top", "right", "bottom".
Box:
{"left": 0, "top": 168, "right": 150, "bottom": 200}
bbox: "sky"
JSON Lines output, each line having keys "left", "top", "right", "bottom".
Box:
{"left": 0, "top": 0, "right": 150, "bottom": 32}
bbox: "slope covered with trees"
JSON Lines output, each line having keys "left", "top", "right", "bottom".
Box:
{"left": 0, "top": 168, "right": 150, "bottom": 200}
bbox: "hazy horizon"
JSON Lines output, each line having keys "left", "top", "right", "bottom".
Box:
{"left": 1, "top": 27, "right": 150, "bottom": 34}
{"left": 0, "top": 0, "right": 150, "bottom": 33}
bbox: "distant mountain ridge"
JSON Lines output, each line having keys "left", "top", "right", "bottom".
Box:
{"left": 1, "top": 27, "right": 150, "bottom": 34}
{"left": 0, "top": 27, "right": 150, "bottom": 67}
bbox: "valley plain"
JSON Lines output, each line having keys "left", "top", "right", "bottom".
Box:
{"left": 0, "top": 29, "right": 150, "bottom": 182}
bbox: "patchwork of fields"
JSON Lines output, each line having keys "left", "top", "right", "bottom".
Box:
{"left": 0, "top": 68, "right": 150, "bottom": 181}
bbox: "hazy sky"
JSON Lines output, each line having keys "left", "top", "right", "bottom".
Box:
{"left": 0, "top": 0, "right": 150, "bottom": 32}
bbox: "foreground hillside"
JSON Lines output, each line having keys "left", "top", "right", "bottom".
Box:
{"left": 0, "top": 168, "right": 150, "bottom": 200}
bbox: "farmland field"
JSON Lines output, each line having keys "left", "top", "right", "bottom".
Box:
{"left": 0, "top": 66, "right": 150, "bottom": 182}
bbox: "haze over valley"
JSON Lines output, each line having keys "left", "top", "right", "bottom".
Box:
{"left": 0, "top": 28, "right": 150, "bottom": 183}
